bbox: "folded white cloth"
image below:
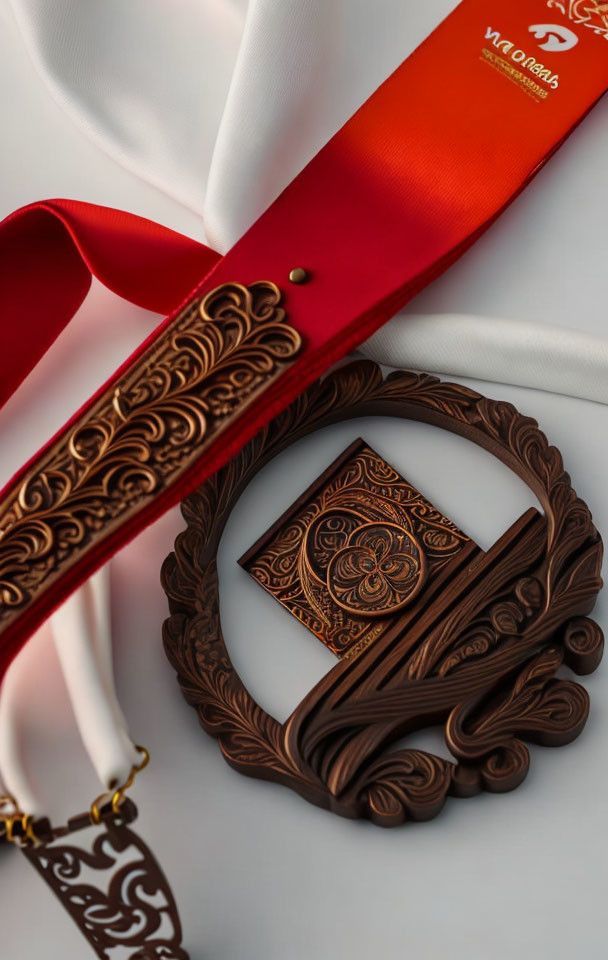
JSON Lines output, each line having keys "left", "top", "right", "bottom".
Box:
{"left": 8, "top": 0, "right": 445, "bottom": 240}
{"left": 364, "top": 313, "right": 608, "bottom": 406}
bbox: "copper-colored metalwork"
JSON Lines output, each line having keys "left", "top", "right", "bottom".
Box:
{"left": 162, "top": 361, "right": 604, "bottom": 826}
{"left": 239, "top": 439, "right": 471, "bottom": 658}
{"left": 0, "top": 281, "right": 301, "bottom": 632}
{"left": 20, "top": 800, "right": 189, "bottom": 960}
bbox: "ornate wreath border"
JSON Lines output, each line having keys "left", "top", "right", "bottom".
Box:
{"left": 162, "top": 361, "right": 604, "bottom": 827}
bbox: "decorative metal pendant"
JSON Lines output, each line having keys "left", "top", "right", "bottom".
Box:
{"left": 10, "top": 799, "right": 188, "bottom": 960}
{"left": 162, "top": 361, "right": 604, "bottom": 827}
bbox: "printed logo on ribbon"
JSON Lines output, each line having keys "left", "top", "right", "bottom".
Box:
{"left": 529, "top": 23, "right": 579, "bottom": 51}
{"left": 482, "top": 26, "right": 561, "bottom": 101}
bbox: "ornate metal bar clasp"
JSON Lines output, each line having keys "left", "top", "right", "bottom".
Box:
{"left": 0, "top": 280, "right": 302, "bottom": 638}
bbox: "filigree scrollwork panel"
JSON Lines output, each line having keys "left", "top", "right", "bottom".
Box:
{"left": 23, "top": 811, "right": 188, "bottom": 960}
{"left": 0, "top": 281, "right": 301, "bottom": 633}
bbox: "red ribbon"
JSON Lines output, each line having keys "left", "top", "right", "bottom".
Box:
{"left": 0, "top": 200, "right": 220, "bottom": 409}
{"left": 1, "top": 0, "right": 607, "bottom": 672}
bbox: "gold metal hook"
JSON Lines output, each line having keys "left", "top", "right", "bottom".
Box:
{"left": 90, "top": 745, "right": 150, "bottom": 825}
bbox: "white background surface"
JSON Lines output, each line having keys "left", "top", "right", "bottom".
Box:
{"left": 0, "top": 1, "right": 607, "bottom": 958}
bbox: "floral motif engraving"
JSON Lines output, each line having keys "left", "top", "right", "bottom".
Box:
{"left": 327, "top": 522, "right": 426, "bottom": 616}
{"left": 0, "top": 281, "right": 301, "bottom": 631}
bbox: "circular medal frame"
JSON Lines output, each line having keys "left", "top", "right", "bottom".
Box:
{"left": 162, "top": 361, "right": 604, "bottom": 827}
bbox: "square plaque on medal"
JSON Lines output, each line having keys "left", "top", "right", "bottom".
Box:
{"left": 239, "top": 439, "right": 477, "bottom": 661}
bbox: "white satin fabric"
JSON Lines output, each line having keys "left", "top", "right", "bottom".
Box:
{"left": 364, "top": 315, "right": 608, "bottom": 406}
{"left": 0, "top": 570, "right": 141, "bottom": 814}
{"left": 2, "top": 0, "right": 608, "bottom": 812}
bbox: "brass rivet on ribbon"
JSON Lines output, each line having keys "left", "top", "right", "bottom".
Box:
{"left": 289, "top": 267, "right": 309, "bottom": 284}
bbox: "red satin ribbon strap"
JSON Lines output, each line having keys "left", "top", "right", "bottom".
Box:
{"left": 0, "top": 200, "right": 220, "bottom": 407}
{"left": 1, "top": 0, "right": 608, "bottom": 669}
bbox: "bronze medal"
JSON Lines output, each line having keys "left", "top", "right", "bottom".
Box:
{"left": 163, "top": 361, "right": 604, "bottom": 827}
